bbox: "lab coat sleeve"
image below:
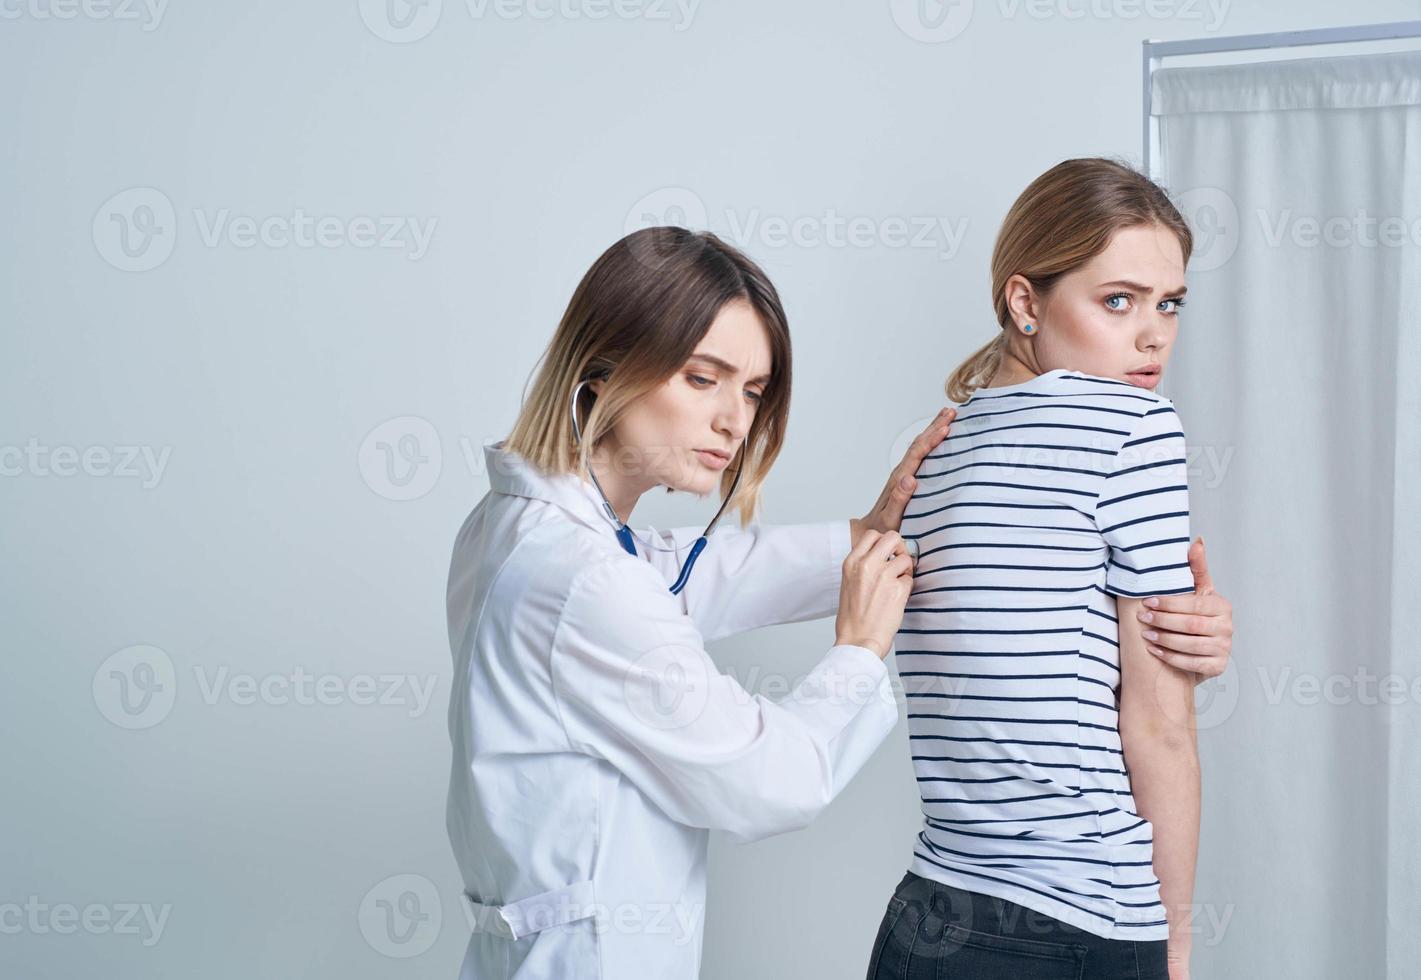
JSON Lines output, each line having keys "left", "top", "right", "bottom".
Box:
{"left": 644, "top": 519, "right": 853, "bottom": 643}
{"left": 550, "top": 554, "right": 898, "bottom": 845}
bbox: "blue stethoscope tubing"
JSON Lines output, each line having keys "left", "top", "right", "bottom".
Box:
{"left": 569, "top": 376, "right": 746, "bottom": 595}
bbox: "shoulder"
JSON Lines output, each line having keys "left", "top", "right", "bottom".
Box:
{"left": 1055, "top": 371, "right": 1173, "bottom": 410}
{"left": 486, "top": 511, "right": 662, "bottom": 620}
{"left": 1053, "top": 371, "right": 1182, "bottom": 432}
{"left": 489, "top": 523, "right": 694, "bottom": 674}
{"left": 548, "top": 547, "right": 704, "bottom": 716}
{"left": 561, "top": 547, "right": 682, "bottom": 633}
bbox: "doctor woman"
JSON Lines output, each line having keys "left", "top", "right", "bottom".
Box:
{"left": 445, "top": 225, "right": 940, "bottom": 979}
{"left": 444, "top": 226, "right": 1233, "bottom": 979}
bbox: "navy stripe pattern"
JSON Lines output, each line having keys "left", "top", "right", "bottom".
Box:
{"left": 896, "top": 368, "right": 1194, "bottom": 941}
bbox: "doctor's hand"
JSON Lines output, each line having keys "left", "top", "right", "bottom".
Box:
{"left": 852, "top": 407, "right": 957, "bottom": 547}
{"left": 835, "top": 529, "right": 916, "bottom": 660}
{"left": 1137, "top": 537, "right": 1234, "bottom": 685}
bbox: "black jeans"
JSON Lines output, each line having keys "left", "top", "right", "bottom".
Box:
{"left": 865, "top": 871, "right": 1168, "bottom": 980}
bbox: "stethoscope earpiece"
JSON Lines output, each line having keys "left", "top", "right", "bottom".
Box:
{"left": 569, "top": 376, "right": 746, "bottom": 595}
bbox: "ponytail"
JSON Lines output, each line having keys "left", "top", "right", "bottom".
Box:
{"left": 945, "top": 331, "right": 1007, "bottom": 404}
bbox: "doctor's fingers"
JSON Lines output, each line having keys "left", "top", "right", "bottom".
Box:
{"left": 886, "top": 551, "right": 915, "bottom": 585}
{"left": 849, "top": 529, "right": 906, "bottom": 564}
{"left": 1134, "top": 607, "right": 1229, "bottom": 640}
{"left": 853, "top": 538, "right": 914, "bottom": 578}
{"left": 1149, "top": 650, "right": 1225, "bottom": 678}
{"left": 896, "top": 409, "right": 955, "bottom": 480}
{"left": 1141, "top": 628, "right": 1228, "bottom": 660}
{"left": 846, "top": 527, "right": 884, "bottom": 558}
{"left": 876, "top": 410, "right": 956, "bottom": 509}
{"left": 910, "top": 408, "right": 956, "bottom": 459}
{"left": 1149, "top": 588, "right": 1232, "bottom": 623}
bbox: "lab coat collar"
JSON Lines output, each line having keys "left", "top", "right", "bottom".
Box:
{"left": 484, "top": 440, "right": 617, "bottom": 537}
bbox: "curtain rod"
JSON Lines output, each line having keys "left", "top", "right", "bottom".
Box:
{"left": 1141, "top": 19, "right": 1421, "bottom": 177}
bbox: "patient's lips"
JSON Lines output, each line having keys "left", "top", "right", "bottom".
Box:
{"left": 1125, "top": 362, "right": 1162, "bottom": 389}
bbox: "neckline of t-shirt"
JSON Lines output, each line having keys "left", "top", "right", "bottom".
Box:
{"left": 965, "top": 367, "right": 1072, "bottom": 400}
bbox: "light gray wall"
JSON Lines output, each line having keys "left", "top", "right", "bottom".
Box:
{"left": 2, "top": 1, "right": 1412, "bottom": 976}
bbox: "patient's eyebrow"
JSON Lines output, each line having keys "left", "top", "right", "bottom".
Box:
{"left": 688, "top": 352, "right": 771, "bottom": 385}
{"left": 1098, "top": 279, "right": 1188, "bottom": 297}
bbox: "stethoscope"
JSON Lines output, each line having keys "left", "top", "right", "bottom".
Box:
{"left": 569, "top": 375, "right": 746, "bottom": 595}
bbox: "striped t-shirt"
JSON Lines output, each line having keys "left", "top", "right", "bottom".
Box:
{"left": 896, "top": 367, "right": 1195, "bottom": 942}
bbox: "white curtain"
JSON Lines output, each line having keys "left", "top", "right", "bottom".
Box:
{"left": 1152, "top": 49, "right": 1421, "bottom": 980}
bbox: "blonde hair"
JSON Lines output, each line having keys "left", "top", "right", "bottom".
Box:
{"left": 503, "top": 227, "right": 793, "bottom": 527}
{"left": 946, "top": 156, "right": 1195, "bottom": 404}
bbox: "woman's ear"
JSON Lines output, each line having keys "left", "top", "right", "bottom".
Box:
{"left": 589, "top": 379, "right": 602, "bottom": 396}
{"left": 1004, "top": 273, "right": 1039, "bottom": 330}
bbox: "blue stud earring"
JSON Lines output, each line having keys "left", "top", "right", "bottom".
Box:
{"left": 1023, "top": 323, "right": 1036, "bottom": 334}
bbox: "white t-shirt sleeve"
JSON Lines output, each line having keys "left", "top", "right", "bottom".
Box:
{"left": 550, "top": 556, "right": 898, "bottom": 844}
{"left": 1094, "top": 399, "right": 1195, "bottom": 598}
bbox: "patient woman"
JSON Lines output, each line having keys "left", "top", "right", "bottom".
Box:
{"left": 866, "top": 158, "right": 1215, "bottom": 980}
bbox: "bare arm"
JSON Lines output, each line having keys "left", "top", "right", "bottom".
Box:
{"left": 1137, "top": 538, "right": 1236, "bottom": 684}
{"left": 1118, "top": 594, "right": 1200, "bottom": 975}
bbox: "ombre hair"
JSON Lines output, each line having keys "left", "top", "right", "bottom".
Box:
{"left": 503, "top": 227, "right": 792, "bottom": 526}
{"left": 946, "top": 157, "right": 1194, "bottom": 403}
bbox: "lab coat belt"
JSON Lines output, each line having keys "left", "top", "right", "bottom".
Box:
{"left": 461, "top": 879, "right": 597, "bottom": 940}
